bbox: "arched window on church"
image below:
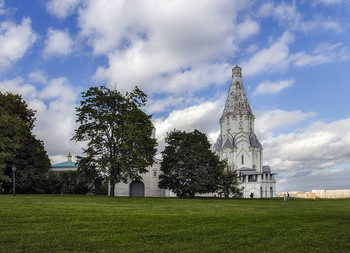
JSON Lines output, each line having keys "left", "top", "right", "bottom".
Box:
{"left": 241, "top": 155, "right": 244, "bottom": 165}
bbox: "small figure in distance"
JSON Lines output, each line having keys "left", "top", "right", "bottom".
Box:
{"left": 287, "top": 192, "right": 290, "bottom": 200}
{"left": 250, "top": 192, "right": 254, "bottom": 198}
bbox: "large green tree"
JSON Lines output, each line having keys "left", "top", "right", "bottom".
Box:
{"left": 159, "top": 129, "right": 225, "bottom": 197}
{"left": 0, "top": 92, "right": 51, "bottom": 193}
{"left": 72, "top": 86, "right": 157, "bottom": 196}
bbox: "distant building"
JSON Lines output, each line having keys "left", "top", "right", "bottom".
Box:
{"left": 212, "top": 64, "right": 277, "bottom": 198}
{"left": 51, "top": 152, "right": 78, "bottom": 171}
{"left": 281, "top": 190, "right": 350, "bottom": 199}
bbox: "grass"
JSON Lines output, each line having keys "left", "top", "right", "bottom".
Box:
{"left": 0, "top": 195, "right": 349, "bottom": 252}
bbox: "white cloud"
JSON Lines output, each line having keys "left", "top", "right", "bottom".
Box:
{"left": 0, "top": 77, "right": 37, "bottom": 100}
{"left": 300, "top": 20, "right": 342, "bottom": 34}
{"left": 292, "top": 42, "right": 348, "bottom": 67}
{"left": 0, "top": 0, "right": 6, "bottom": 15}
{"left": 273, "top": 2, "right": 301, "bottom": 27}
{"left": 255, "top": 109, "right": 317, "bottom": 140}
{"left": 78, "top": 0, "right": 257, "bottom": 94}
{"left": 257, "top": 2, "right": 274, "bottom": 18}
{"left": 236, "top": 19, "right": 259, "bottom": 40}
{"left": 277, "top": 167, "right": 350, "bottom": 192}
{"left": 257, "top": 1, "right": 342, "bottom": 34}
{"left": 43, "top": 28, "right": 73, "bottom": 57}
{"left": 153, "top": 100, "right": 223, "bottom": 152}
{"left": 263, "top": 118, "right": 350, "bottom": 174}
{"left": 46, "top": 0, "right": 81, "bottom": 19}
{"left": 0, "top": 18, "right": 37, "bottom": 71}
{"left": 253, "top": 79, "right": 294, "bottom": 96}
{"left": 28, "top": 71, "right": 47, "bottom": 84}
{"left": 313, "top": 0, "right": 343, "bottom": 5}
{"left": 243, "top": 34, "right": 348, "bottom": 76}
{"left": 243, "top": 31, "right": 294, "bottom": 76}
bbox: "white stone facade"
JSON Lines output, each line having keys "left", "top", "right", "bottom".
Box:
{"left": 212, "top": 65, "right": 276, "bottom": 198}
{"left": 109, "top": 158, "right": 169, "bottom": 197}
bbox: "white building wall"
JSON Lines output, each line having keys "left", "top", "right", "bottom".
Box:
{"left": 111, "top": 158, "right": 168, "bottom": 197}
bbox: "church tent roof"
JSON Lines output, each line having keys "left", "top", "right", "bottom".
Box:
{"left": 223, "top": 138, "right": 234, "bottom": 149}
{"left": 249, "top": 133, "right": 262, "bottom": 148}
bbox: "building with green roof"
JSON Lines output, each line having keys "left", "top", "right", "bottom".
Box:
{"left": 51, "top": 153, "right": 78, "bottom": 171}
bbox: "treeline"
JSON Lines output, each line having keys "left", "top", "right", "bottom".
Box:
{"left": 0, "top": 92, "right": 106, "bottom": 194}
{"left": 1, "top": 86, "right": 240, "bottom": 198}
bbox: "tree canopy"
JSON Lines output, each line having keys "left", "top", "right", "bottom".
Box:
{"left": 0, "top": 92, "right": 51, "bottom": 193}
{"left": 72, "top": 86, "right": 157, "bottom": 196}
{"left": 159, "top": 129, "right": 225, "bottom": 197}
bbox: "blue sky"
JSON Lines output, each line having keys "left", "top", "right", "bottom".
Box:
{"left": 1, "top": 0, "right": 350, "bottom": 192}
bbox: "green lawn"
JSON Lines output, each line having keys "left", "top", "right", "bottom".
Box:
{"left": 0, "top": 195, "right": 349, "bottom": 252}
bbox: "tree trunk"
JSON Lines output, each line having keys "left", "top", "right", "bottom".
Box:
{"left": 109, "top": 179, "right": 115, "bottom": 197}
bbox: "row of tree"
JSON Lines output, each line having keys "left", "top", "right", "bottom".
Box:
{"left": 0, "top": 92, "right": 51, "bottom": 193}
{"left": 0, "top": 92, "right": 106, "bottom": 194}
{"left": 1, "top": 86, "right": 241, "bottom": 198}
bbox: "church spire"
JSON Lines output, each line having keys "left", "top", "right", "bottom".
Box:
{"left": 221, "top": 64, "right": 253, "bottom": 119}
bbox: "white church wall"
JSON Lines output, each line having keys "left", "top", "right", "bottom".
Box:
{"left": 111, "top": 158, "right": 167, "bottom": 197}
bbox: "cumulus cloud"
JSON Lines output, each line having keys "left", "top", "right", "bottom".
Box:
{"left": 243, "top": 33, "right": 348, "bottom": 76}
{"left": 253, "top": 79, "right": 294, "bottom": 96}
{"left": 292, "top": 42, "right": 348, "bottom": 67}
{"left": 278, "top": 167, "right": 350, "bottom": 192}
{"left": 255, "top": 109, "right": 317, "bottom": 140}
{"left": 263, "top": 118, "right": 350, "bottom": 174}
{"left": 257, "top": 1, "right": 342, "bottom": 34}
{"left": 153, "top": 100, "right": 223, "bottom": 152}
{"left": 0, "top": 18, "right": 37, "bottom": 71}
{"left": 236, "top": 19, "right": 260, "bottom": 40}
{"left": 243, "top": 31, "right": 294, "bottom": 76}
{"left": 78, "top": 0, "right": 258, "bottom": 95}
{"left": 43, "top": 28, "right": 73, "bottom": 57}
{"left": 28, "top": 71, "right": 47, "bottom": 84}
{"left": 0, "top": 77, "right": 82, "bottom": 164}
{"left": 46, "top": 0, "right": 82, "bottom": 19}
{"left": 0, "top": 0, "right": 5, "bottom": 15}
{"left": 313, "top": 0, "right": 343, "bottom": 5}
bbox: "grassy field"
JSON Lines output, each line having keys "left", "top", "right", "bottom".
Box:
{"left": 0, "top": 195, "right": 349, "bottom": 252}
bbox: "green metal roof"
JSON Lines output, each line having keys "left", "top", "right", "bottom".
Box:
{"left": 52, "top": 162, "right": 77, "bottom": 168}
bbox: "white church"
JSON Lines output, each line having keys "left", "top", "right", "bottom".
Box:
{"left": 110, "top": 64, "right": 276, "bottom": 198}
{"left": 211, "top": 64, "right": 276, "bottom": 198}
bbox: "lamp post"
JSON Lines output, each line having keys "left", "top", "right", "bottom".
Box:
{"left": 12, "top": 166, "right": 16, "bottom": 196}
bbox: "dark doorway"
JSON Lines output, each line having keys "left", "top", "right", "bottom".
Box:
{"left": 130, "top": 181, "right": 145, "bottom": 197}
